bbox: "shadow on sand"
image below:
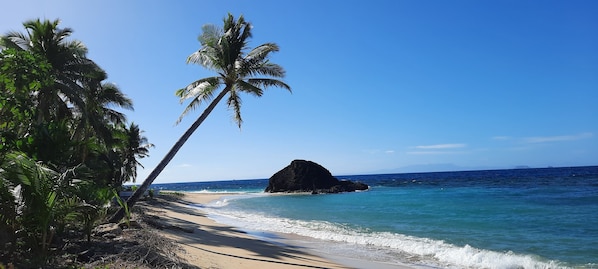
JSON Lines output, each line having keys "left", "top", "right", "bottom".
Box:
{"left": 138, "top": 196, "right": 352, "bottom": 269}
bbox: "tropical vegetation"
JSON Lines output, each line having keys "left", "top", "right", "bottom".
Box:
{"left": 109, "top": 13, "right": 290, "bottom": 222}
{"left": 0, "top": 19, "right": 152, "bottom": 267}
{"left": 0, "top": 13, "right": 290, "bottom": 267}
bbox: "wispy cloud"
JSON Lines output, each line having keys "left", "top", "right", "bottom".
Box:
{"left": 414, "top": 143, "right": 466, "bottom": 149}
{"left": 492, "top": 136, "right": 511, "bottom": 141}
{"left": 407, "top": 151, "right": 463, "bottom": 155}
{"left": 523, "top": 132, "right": 593, "bottom": 144}
{"left": 177, "top": 163, "right": 193, "bottom": 168}
{"left": 364, "top": 149, "right": 397, "bottom": 154}
{"left": 407, "top": 143, "right": 467, "bottom": 155}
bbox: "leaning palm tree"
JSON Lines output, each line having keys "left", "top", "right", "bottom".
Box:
{"left": 109, "top": 13, "right": 291, "bottom": 222}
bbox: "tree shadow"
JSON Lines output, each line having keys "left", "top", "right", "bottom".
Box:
{"left": 140, "top": 197, "right": 352, "bottom": 269}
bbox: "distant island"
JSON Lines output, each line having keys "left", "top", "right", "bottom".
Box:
{"left": 514, "top": 165, "right": 531, "bottom": 169}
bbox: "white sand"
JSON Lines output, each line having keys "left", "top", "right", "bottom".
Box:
{"left": 141, "top": 193, "right": 416, "bottom": 269}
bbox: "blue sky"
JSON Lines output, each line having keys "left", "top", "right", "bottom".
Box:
{"left": 3, "top": 1, "right": 597, "bottom": 183}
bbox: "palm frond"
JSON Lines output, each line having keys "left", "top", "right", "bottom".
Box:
{"left": 221, "top": 14, "right": 251, "bottom": 70}
{"left": 243, "top": 62, "right": 286, "bottom": 78}
{"left": 245, "top": 43, "right": 279, "bottom": 62}
{"left": 226, "top": 90, "right": 243, "bottom": 128}
{"left": 175, "top": 77, "right": 221, "bottom": 124}
{"left": 53, "top": 26, "right": 75, "bottom": 43}
{"left": 176, "top": 96, "right": 205, "bottom": 125}
{"left": 176, "top": 76, "right": 220, "bottom": 101}
{"left": 198, "top": 24, "right": 222, "bottom": 47}
{"left": 187, "top": 47, "right": 219, "bottom": 70}
{"left": 237, "top": 80, "right": 264, "bottom": 97}
{"left": 247, "top": 78, "right": 292, "bottom": 92}
{"left": 64, "top": 40, "right": 88, "bottom": 58}
{"left": 0, "top": 32, "right": 30, "bottom": 50}
{"left": 102, "top": 109, "right": 128, "bottom": 125}
{"left": 54, "top": 74, "right": 87, "bottom": 110}
{"left": 100, "top": 82, "right": 134, "bottom": 110}
{"left": 239, "top": 43, "right": 284, "bottom": 78}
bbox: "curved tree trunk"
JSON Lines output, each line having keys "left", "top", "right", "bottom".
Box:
{"left": 108, "top": 87, "right": 230, "bottom": 223}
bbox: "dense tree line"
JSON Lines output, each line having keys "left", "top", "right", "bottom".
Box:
{"left": 0, "top": 19, "right": 152, "bottom": 267}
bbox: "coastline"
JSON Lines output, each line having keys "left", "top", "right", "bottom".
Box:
{"left": 142, "top": 192, "right": 417, "bottom": 269}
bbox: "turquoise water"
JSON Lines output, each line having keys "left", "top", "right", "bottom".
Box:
{"left": 153, "top": 166, "right": 598, "bottom": 268}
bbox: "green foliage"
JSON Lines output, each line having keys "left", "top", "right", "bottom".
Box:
{"left": 0, "top": 152, "right": 59, "bottom": 262}
{"left": 0, "top": 48, "right": 53, "bottom": 155}
{"left": 112, "top": 189, "right": 131, "bottom": 226}
{"left": 0, "top": 18, "right": 153, "bottom": 267}
{"left": 148, "top": 189, "right": 154, "bottom": 198}
{"left": 63, "top": 181, "right": 112, "bottom": 242}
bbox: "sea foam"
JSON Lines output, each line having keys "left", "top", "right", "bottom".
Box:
{"left": 201, "top": 206, "right": 569, "bottom": 269}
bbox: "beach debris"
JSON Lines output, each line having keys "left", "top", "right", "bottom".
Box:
{"left": 265, "top": 159, "right": 368, "bottom": 193}
{"left": 93, "top": 223, "right": 122, "bottom": 237}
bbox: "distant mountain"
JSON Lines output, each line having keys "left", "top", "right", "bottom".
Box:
{"left": 514, "top": 165, "right": 531, "bottom": 169}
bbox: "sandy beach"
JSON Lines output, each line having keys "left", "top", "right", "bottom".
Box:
{"left": 139, "top": 193, "right": 415, "bottom": 269}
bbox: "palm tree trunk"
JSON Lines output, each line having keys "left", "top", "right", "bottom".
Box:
{"left": 108, "top": 87, "right": 230, "bottom": 223}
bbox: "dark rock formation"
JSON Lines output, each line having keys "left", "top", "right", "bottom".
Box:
{"left": 265, "top": 160, "right": 369, "bottom": 193}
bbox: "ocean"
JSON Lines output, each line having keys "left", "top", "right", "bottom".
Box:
{"left": 151, "top": 166, "right": 598, "bottom": 269}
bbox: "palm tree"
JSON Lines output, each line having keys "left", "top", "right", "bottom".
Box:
{"left": 0, "top": 18, "right": 103, "bottom": 123}
{"left": 2, "top": 19, "right": 135, "bottom": 167}
{"left": 72, "top": 80, "right": 134, "bottom": 162}
{"left": 109, "top": 13, "right": 291, "bottom": 222}
{"left": 116, "top": 122, "right": 154, "bottom": 185}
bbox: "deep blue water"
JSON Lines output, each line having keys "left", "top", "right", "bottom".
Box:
{"left": 152, "top": 166, "right": 598, "bottom": 269}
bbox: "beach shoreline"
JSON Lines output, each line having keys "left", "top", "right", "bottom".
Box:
{"left": 143, "top": 192, "right": 416, "bottom": 269}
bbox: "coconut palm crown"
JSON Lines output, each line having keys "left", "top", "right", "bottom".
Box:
{"left": 176, "top": 13, "right": 291, "bottom": 127}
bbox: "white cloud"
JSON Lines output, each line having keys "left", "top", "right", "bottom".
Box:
{"left": 407, "top": 143, "right": 467, "bottom": 155}
{"left": 414, "top": 143, "right": 466, "bottom": 149}
{"left": 177, "top": 163, "right": 193, "bottom": 168}
{"left": 492, "top": 136, "right": 511, "bottom": 140}
{"left": 523, "top": 132, "right": 593, "bottom": 144}
{"left": 407, "top": 151, "right": 461, "bottom": 155}
{"left": 364, "top": 149, "right": 396, "bottom": 154}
